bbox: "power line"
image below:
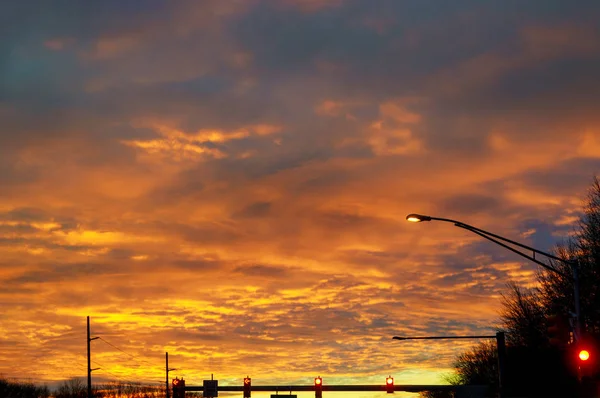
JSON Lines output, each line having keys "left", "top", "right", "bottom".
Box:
{"left": 91, "top": 360, "right": 162, "bottom": 386}
{"left": 91, "top": 360, "right": 128, "bottom": 382}
{"left": 86, "top": 319, "right": 165, "bottom": 390}
{"left": 97, "top": 337, "right": 159, "bottom": 369}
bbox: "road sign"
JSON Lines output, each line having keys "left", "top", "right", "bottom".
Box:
{"left": 203, "top": 380, "right": 218, "bottom": 397}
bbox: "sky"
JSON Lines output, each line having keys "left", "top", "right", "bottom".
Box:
{"left": 2, "top": 0, "right": 600, "bottom": 395}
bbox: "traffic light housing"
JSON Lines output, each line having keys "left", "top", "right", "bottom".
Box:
{"left": 386, "top": 376, "right": 394, "bottom": 393}
{"left": 575, "top": 338, "right": 596, "bottom": 381}
{"left": 547, "top": 314, "right": 570, "bottom": 347}
{"left": 314, "top": 376, "right": 322, "bottom": 398}
{"left": 172, "top": 378, "right": 185, "bottom": 398}
{"left": 243, "top": 377, "right": 251, "bottom": 398}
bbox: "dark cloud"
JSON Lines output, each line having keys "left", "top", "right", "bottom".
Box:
{"left": 438, "top": 194, "right": 501, "bottom": 217}
{"left": 5, "top": 261, "right": 122, "bottom": 285}
{"left": 0, "top": 236, "right": 93, "bottom": 253}
{"left": 233, "top": 264, "right": 288, "bottom": 278}
{"left": 517, "top": 159, "right": 600, "bottom": 194}
{"left": 172, "top": 259, "right": 224, "bottom": 272}
{"left": 130, "top": 309, "right": 192, "bottom": 317}
{"left": 522, "top": 220, "right": 562, "bottom": 251}
{"left": 0, "top": 207, "right": 49, "bottom": 222}
{"left": 0, "top": 154, "right": 41, "bottom": 187}
{"left": 232, "top": 202, "right": 272, "bottom": 219}
{"left": 150, "top": 221, "right": 243, "bottom": 245}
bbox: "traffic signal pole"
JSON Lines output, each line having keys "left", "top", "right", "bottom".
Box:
{"left": 496, "top": 331, "right": 506, "bottom": 397}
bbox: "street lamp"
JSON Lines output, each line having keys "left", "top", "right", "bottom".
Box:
{"left": 405, "top": 213, "right": 582, "bottom": 342}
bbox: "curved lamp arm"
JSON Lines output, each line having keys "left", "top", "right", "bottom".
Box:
{"left": 406, "top": 214, "right": 574, "bottom": 280}
{"left": 406, "top": 213, "right": 581, "bottom": 341}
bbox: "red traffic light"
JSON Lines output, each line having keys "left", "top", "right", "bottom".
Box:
{"left": 386, "top": 375, "right": 394, "bottom": 393}
{"left": 579, "top": 349, "right": 590, "bottom": 361}
{"left": 315, "top": 376, "right": 323, "bottom": 398}
{"left": 243, "top": 377, "right": 251, "bottom": 398}
{"left": 172, "top": 378, "right": 185, "bottom": 398}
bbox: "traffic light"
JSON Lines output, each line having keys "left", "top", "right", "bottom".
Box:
{"left": 172, "top": 378, "right": 179, "bottom": 394}
{"left": 570, "top": 333, "right": 599, "bottom": 385}
{"left": 314, "top": 376, "right": 322, "bottom": 398}
{"left": 243, "top": 376, "right": 251, "bottom": 398}
{"left": 547, "top": 314, "right": 570, "bottom": 347}
{"left": 577, "top": 347, "right": 592, "bottom": 382}
{"left": 576, "top": 343, "right": 595, "bottom": 378}
{"left": 386, "top": 375, "right": 394, "bottom": 394}
{"left": 172, "top": 378, "right": 185, "bottom": 398}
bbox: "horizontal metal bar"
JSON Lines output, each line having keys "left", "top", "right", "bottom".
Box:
{"left": 185, "top": 385, "right": 456, "bottom": 392}
{"left": 393, "top": 335, "right": 496, "bottom": 340}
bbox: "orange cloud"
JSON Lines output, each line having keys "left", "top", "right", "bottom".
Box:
{"left": 2, "top": 1, "right": 600, "bottom": 392}
{"left": 122, "top": 122, "right": 282, "bottom": 163}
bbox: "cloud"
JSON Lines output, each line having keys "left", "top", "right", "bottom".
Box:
{"left": 1, "top": 0, "right": 600, "bottom": 390}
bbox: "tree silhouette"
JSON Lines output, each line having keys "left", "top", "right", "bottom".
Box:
{"left": 500, "top": 282, "right": 546, "bottom": 348}
{"left": 540, "top": 178, "right": 600, "bottom": 338}
{"left": 0, "top": 377, "right": 50, "bottom": 398}
{"left": 55, "top": 378, "right": 86, "bottom": 398}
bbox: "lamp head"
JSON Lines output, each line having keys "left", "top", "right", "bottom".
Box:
{"left": 406, "top": 213, "right": 432, "bottom": 222}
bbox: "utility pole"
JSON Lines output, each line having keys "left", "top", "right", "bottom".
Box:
{"left": 166, "top": 352, "right": 169, "bottom": 398}
{"left": 166, "top": 352, "right": 177, "bottom": 398}
{"left": 87, "top": 316, "right": 99, "bottom": 398}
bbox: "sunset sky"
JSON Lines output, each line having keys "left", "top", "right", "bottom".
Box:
{"left": 2, "top": 0, "right": 600, "bottom": 396}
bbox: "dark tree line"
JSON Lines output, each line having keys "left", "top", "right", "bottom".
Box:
{"left": 54, "top": 378, "right": 165, "bottom": 398}
{"left": 0, "top": 377, "right": 166, "bottom": 398}
{"left": 0, "top": 378, "right": 50, "bottom": 398}
{"left": 422, "top": 177, "right": 600, "bottom": 398}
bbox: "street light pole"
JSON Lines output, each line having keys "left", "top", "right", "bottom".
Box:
{"left": 406, "top": 214, "right": 582, "bottom": 342}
